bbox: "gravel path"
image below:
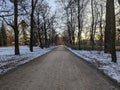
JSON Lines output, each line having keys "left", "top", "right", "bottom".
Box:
{"left": 0, "top": 46, "right": 119, "bottom": 90}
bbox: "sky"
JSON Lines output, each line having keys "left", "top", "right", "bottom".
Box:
{"left": 48, "top": 0, "right": 57, "bottom": 12}
{"left": 0, "top": 0, "right": 63, "bottom": 33}
{"left": 48, "top": 0, "right": 64, "bottom": 34}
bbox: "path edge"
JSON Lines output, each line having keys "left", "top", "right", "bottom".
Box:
{"left": 66, "top": 47, "right": 120, "bottom": 88}
{"left": 0, "top": 46, "right": 57, "bottom": 76}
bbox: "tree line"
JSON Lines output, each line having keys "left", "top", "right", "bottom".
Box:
{"left": 0, "top": 0, "right": 119, "bottom": 63}
{"left": 0, "top": 0, "right": 58, "bottom": 55}
{"left": 58, "top": 0, "right": 120, "bottom": 63}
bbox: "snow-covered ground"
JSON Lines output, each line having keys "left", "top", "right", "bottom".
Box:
{"left": 0, "top": 46, "right": 56, "bottom": 74}
{"left": 67, "top": 47, "right": 120, "bottom": 83}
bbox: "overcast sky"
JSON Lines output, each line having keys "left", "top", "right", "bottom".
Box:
{"left": 48, "top": 0, "right": 57, "bottom": 12}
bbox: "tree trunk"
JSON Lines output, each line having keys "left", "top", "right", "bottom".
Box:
{"left": 77, "top": 0, "right": 81, "bottom": 50}
{"left": 37, "top": 13, "right": 43, "bottom": 48}
{"left": 30, "top": 0, "right": 34, "bottom": 52}
{"left": 66, "top": 8, "right": 72, "bottom": 46}
{"left": 1, "top": 22, "right": 7, "bottom": 46}
{"left": 44, "top": 20, "right": 47, "bottom": 48}
{"left": 14, "top": 0, "right": 20, "bottom": 55}
{"left": 90, "top": 0, "right": 95, "bottom": 50}
{"left": 99, "top": 5, "right": 103, "bottom": 50}
{"left": 105, "top": 0, "right": 117, "bottom": 62}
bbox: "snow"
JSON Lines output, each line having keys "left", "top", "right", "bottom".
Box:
{"left": 67, "top": 47, "right": 120, "bottom": 83}
{"left": 0, "top": 46, "right": 56, "bottom": 74}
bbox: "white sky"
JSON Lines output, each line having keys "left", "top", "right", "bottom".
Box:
{"left": 48, "top": 0, "right": 57, "bottom": 12}
{"left": 48, "top": 0, "right": 64, "bottom": 33}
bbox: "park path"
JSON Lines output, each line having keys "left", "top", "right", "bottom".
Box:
{"left": 0, "top": 46, "right": 119, "bottom": 90}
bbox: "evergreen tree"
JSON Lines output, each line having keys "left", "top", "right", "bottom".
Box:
{"left": 0, "top": 28, "right": 3, "bottom": 46}
{"left": 1, "top": 22, "right": 7, "bottom": 46}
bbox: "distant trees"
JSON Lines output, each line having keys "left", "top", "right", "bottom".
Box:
{"left": 98, "top": 3, "right": 104, "bottom": 50}
{"left": 58, "top": 0, "right": 118, "bottom": 62}
{"left": 33, "top": 1, "right": 57, "bottom": 48}
{"left": 7, "top": 29, "right": 14, "bottom": 46}
{"left": 58, "top": 0, "right": 75, "bottom": 46}
{"left": 0, "top": 0, "right": 117, "bottom": 63}
{"left": 90, "top": 0, "right": 104, "bottom": 50}
{"left": 0, "top": 0, "right": 57, "bottom": 55}
{"left": 77, "top": 0, "right": 89, "bottom": 50}
{"left": 90, "top": 0, "right": 96, "bottom": 50}
{"left": 58, "top": 0, "right": 89, "bottom": 48}
{"left": 0, "top": 22, "right": 7, "bottom": 46}
{"left": 40, "top": 2, "right": 50, "bottom": 48}
{"left": 19, "top": 20, "right": 28, "bottom": 45}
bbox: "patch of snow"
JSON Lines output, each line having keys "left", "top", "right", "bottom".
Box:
{"left": 0, "top": 46, "right": 56, "bottom": 74}
{"left": 67, "top": 47, "right": 120, "bottom": 83}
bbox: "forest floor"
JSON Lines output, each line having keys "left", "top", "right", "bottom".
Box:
{"left": 0, "top": 46, "right": 119, "bottom": 90}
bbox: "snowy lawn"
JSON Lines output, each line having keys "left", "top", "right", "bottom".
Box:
{"left": 0, "top": 46, "right": 56, "bottom": 74}
{"left": 67, "top": 47, "right": 120, "bottom": 83}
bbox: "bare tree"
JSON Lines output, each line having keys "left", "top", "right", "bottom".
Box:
{"left": 0, "top": 0, "right": 28, "bottom": 55}
{"left": 77, "top": 0, "right": 88, "bottom": 50}
{"left": 19, "top": 20, "right": 28, "bottom": 45}
{"left": 98, "top": 3, "right": 104, "bottom": 50}
{"left": 118, "top": 0, "right": 120, "bottom": 5}
{"left": 105, "top": 0, "right": 117, "bottom": 62}
{"left": 30, "top": 0, "right": 38, "bottom": 52}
